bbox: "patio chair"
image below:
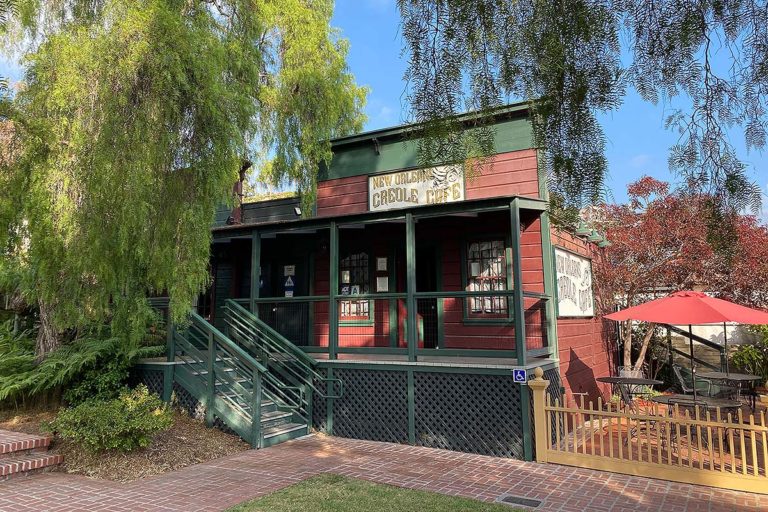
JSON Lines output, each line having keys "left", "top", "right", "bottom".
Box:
{"left": 618, "top": 365, "right": 648, "bottom": 399}
{"left": 672, "top": 364, "right": 712, "bottom": 397}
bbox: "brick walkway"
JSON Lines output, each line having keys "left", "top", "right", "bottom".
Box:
{"left": 0, "top": 435, "right": 766, "bottom": 512}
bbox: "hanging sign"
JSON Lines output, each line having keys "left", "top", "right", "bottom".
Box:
{"left": 554, "top": 247, "right": 594, "bottom": 317}
{"left": 368, "top": 165, "right": 465, "bottom": 212}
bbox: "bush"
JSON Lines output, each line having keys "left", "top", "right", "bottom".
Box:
{"left": 732, "top": 330, "right": 768, "bottom": 386}
{"left": 47, "top": 385, "right": 173, "bottom": 452}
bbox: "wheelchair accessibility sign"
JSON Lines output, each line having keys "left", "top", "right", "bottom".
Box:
{"left": 513, "top": 369, "right": 527, "bottom": 383}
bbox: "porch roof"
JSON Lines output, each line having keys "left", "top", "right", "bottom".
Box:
{"left": 212, "top": 195, "right": 547, "bottom": 240}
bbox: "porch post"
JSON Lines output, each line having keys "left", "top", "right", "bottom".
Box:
{"left": 539, "top": 212, "right": 558, "bottom": 359}
{"left": 528, "top": 367, "right": 550, "bottom": 463}
{"left": 512, "top": 199, "right": 534, "bottom": 462}
{"left": 249, "top": 230, "right": 260, "bottom": 316}
{"left": 329, "top": 221, "right": 339, "bottom": 360}
{"left": 510, "top": 199, "right": 527, "bottom": 366}
{"left": 406, "top": 212, "right": 417, "bottom": 362}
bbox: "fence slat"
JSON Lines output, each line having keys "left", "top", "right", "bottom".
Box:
{"left": 750, "top": 414, "right": 758, "bottom": 478}
{"left": 738, "top": 409, "right": 747, "bottom": 475}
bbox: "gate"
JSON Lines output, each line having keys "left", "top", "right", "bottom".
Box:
{"left": 529, "top": 368, "right": 768, "bottom": 494}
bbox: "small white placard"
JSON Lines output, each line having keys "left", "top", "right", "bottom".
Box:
{"left": 470, "top": 261, "right": 481, "bottom": 277}
{"left": 376, "top": 276, "right": 389, "bottom": 292}
{"left": 284, "top": 265, "right": 295, "bottom": 276}
{"left": 284, "top": 290, "right": 294, "bottom": 298}
{"left": 351, "top": 285, "right": 360, "bottom": 295}
{"left": 341, "top": 270, "right": 351, "bottom": 284}
{"left": 376, "top": 257, "right": 388, "bottom": 272}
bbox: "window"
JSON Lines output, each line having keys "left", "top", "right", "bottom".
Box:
{"left": 339, "top": 251, "right": 370, "bottom": 319}
{"left": 466, "top": 240, "right": 508, "bottom": 316}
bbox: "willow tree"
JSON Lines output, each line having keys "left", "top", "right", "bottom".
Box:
{"left": 1, "top": 0, "right": 366, "bottom": 356}
{"left": 398, "top": 0, "right": 766, "bottom": 213}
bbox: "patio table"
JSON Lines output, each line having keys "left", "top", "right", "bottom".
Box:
{"left": 650, "top": 394, "right": 741, "bottom": 411}
{"left": 697, "top": 372, "right": 762, "bottom": 410}
{"left": 596, "top": 377, "right": 663, "bottom": 411}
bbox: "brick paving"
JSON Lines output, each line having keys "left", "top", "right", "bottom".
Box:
{"left": 0, "top": 434, "right": 766, "bottom": 512}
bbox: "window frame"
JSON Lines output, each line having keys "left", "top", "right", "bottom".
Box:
{"left": 338, "top": 246, "right": 374, "bottom": 326}
{"left": 460, "top": 235, "right": 515, "bottom": 325}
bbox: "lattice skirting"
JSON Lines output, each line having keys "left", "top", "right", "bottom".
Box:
{"left": 128, "top": 367, "right": 164, "bottom": 396}
{"left": 312, "top": 366, "right": 550, "bottom": 459}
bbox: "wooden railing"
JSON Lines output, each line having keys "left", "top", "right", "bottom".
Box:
{"left": 529, "top": 368, "right": 768, "bottom": 494}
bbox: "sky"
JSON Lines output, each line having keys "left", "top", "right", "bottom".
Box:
{"left": 331, "top": 0, "right": 768, "bottom": 208}
{"left": 2, "top": 1, "right": 766, "bottom": 208}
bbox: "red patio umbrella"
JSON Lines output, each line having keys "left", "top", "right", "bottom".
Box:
{"left": 605, "top": 291, "right": 768, "bottom": 398}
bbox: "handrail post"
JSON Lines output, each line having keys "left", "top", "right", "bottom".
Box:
{"left": 166, "top": 305, "right": 175, "bottom": 362}
{"left": 205, "top": 330, "right": 215, "bottom": 427}
{"left": 528, "top": 367, "right": 550, "bottom": 463}
{"left": 305, "top": 383, "right": 313, "bottom": 428}
{"left": 250, "top": 369, "right": 262, "bottom": 448}
{"left": 250, "top": 230, "right": 260, "bottom": 317}
{"left": 329, "top": 221, "right": 339, "bottom": 360}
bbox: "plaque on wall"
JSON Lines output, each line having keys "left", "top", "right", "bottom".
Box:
{"left": 376, "top": 276, "right": 389, "bottom": 292}
{"left": 554, "top": 247, "right": 594, "bottom": 317}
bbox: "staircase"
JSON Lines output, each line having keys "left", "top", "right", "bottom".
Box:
{"left": 0, "top": 430, "right": 62, "bottom": 481}
{"left": 168, "top": 300, "right": 341, "bottom": 448}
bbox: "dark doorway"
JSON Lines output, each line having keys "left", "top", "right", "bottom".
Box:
{"left": 416, "top": 246, "right": 439, "bottom": 349}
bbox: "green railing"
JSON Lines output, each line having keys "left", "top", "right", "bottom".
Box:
{"left": 223, "top": 299, "right": 343, "bottom": 426}
{"left": 171, "top": 310, "right": 269, "bottom": 447}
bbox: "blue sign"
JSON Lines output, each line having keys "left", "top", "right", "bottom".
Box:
{"left": 513, "top": 369, "right": 527, "bottom": 383}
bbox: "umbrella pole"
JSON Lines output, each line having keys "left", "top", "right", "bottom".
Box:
{"left": 723, "top": 322, "right": 729, "bottom": 375}
{"left": 689, "top": 325, "right": 697, "bottom": 401}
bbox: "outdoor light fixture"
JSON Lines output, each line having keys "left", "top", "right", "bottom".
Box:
{"left": 294, "top": 206, "right": 302, "bottom": 217}
{"left": 575, "top": 221, "right": 591, "bottom": 237}
{"left": 588, "top": 229, "right": 603, "bottom": 243}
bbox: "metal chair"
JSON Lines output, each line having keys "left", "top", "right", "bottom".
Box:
{"left": 672, "top": 364, "right": 712, "bottom": 397}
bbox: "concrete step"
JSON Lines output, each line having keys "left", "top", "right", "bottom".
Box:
{"left": 0, "top": 453, "right": 63, "bottom": 481}
{"left": 0, "top": 431, "right": 52, "bottom": 460}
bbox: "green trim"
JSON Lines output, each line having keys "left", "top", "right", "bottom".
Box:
{"left": 329, "top": 222, "right": 339, "bottom": 359}
{"left": 415, "top": 348, "right": 517, "bottom": 358}
{"left": 308, "top": 250, "right": 316, "bottom": 346}
{"left": 407, "top": 370, "right": 416, "bottom": 443}
{"left": 459, "top": 234, "right": 515, "bottom": 325}
{"left": 212, "top": 196, "right": 548, "bottom": 239}
{"left": 539, "top": 209, "right": 559, "bottom": 360}
{"left": 510, "top": 200, "right": 527, "bottom": 367}
{"left": 339, "top": 315, "right": 375, "bottom": 326}
{"left": 314, "top": 361, "right": 526, "bottom": 376}
{"left": 520, "top": 384, "right": 533, "bottom": 461}
{"left": 405, "top": 213, "right": 417, "bottom": 361}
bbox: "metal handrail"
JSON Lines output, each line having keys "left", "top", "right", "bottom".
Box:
{"left": 224, "top": 299, "right": 344, "bottom": 400}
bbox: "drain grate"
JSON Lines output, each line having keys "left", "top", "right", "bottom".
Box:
{"left": 497, "top": 495, "right": 542, "bottom": 508}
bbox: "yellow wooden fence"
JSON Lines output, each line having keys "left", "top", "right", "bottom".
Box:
{"left": 528, "top": 367, "right": 768, "bottom": 494}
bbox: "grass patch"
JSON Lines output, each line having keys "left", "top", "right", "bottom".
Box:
{"left": 228, "top": 474, "right": 520, "bottom": 512}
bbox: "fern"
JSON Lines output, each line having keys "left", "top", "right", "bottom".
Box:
{"left": 0, "top": 322, "right": 163, "bottom": 403}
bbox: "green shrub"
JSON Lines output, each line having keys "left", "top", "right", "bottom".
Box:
{"left": 47, "top": 385, "right": 173, "bottom": 452}
{"left": 732, "top": 335, "right": 768, "bottom": 385}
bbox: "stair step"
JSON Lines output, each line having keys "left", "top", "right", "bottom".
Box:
{"left": 262, "top": 422, "right": 307, "bottom": 440}
{"left": 0, "top": 453, "right": 63, "bottom": 480}
{"left": 260, "top": 410, "right": 293, "bottom": 429}
{"left": 0, "top": 431, "right": 52, "bottom": 460}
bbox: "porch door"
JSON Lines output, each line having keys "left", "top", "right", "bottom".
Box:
{"left": 264, "top": 258, "right": 310, "bottom": 346}
{"left": 416, "top": 246, "right": 439, "bottom": 349}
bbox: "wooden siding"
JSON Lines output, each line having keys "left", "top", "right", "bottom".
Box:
{"left": 465, "top": 149, "right": 540, "bottom": 201}
{"left": 551, "top": 228, "right": 616, "bottom": 406}
{"left": 316, "top": 149, "right": 540, "bottom": 218}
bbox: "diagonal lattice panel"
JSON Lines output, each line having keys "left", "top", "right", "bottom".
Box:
{"left": 331, "top": 368, "right": 409, "bottom": 444}
{"left": 414, "top": 372, "right": 524, "bottom": 458}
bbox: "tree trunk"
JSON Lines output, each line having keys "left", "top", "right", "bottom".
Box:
{"left": 622, "top": 320, "right": 633, "bottom": 367}
{"left": 633, "top": 323, "right": 656, "bottom": 371}
{"left": 35, "top": 300, "right": 60, "bottom": 361}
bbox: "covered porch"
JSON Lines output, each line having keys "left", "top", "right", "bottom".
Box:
{"left": 208, "top": 196, "right": 558, "bottom": 368}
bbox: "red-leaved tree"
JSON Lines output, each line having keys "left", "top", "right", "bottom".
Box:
{"left": 593, "top": 176, "right": 768, "bottom": 370}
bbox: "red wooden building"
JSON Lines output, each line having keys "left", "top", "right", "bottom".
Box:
{"left": 181, "top": 102, "right": 615, "bottom": 457}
